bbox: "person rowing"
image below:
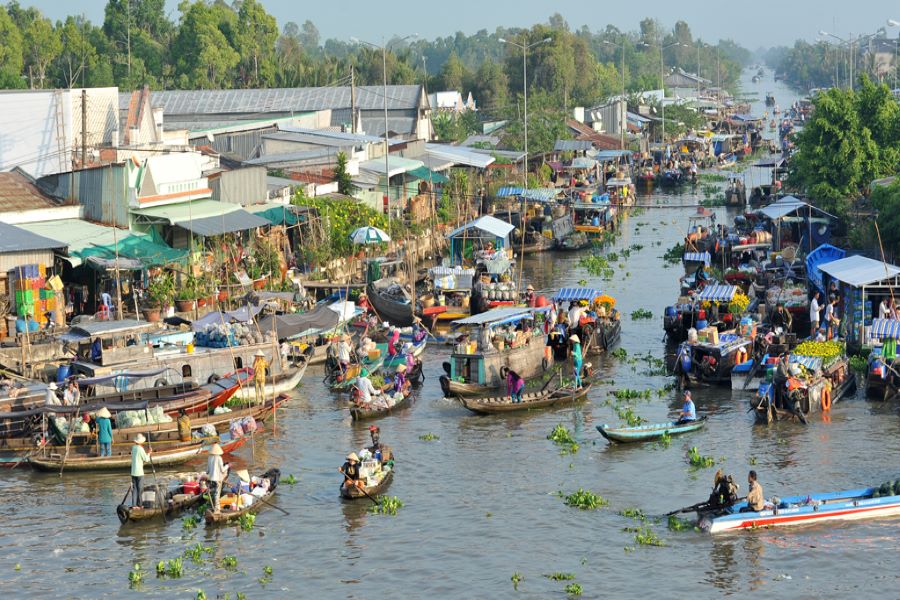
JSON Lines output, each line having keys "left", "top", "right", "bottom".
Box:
{"left": 676, "top": 390, "right": 697, "bottom": 424}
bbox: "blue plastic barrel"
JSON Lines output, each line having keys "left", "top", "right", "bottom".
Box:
{"left": 665, "top": 306, "right": 677, "bottom": 318}
{"left": 696, "top": 319, "right": 708, "bottom": 330}
{"left": 56, "top": 364, "right": 71, "bottom": 383}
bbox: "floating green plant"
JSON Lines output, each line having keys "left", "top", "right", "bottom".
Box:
{"left": 369, "top": 495, "right": 404, "bottom": 516}
{"left": 419, "top": 433, "right": 439, "bottom": 441}
{"left": 560, "top": 489, "right": 609, "bottom": 510}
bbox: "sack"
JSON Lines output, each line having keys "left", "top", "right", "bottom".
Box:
{"left": 241, "top": 416, "right": 257, "bottom": 434}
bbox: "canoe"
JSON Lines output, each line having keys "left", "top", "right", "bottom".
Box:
{"left": 459, "top": 384, "right": 592, "bottom": 414}
{"left": 350, "top": 388, "right": 417, "bottom": 421}
{"left": 700, "top": 485, "right": 900, "bottom": 534}
{"left": 232, "top": 361, "right": 308, "bottom": 400}
{"left": 597, "top": 416, "right": 708, "bottom": 443}
{"left": 116, "top": 478, "right": 207, "bottom": 524}
{"left": 367, "top": 281, "right": 415, "bottom": 327}
{"left": 341, "top": 466, "right": 394, "bottom": 500}
{"left": 440, "top": 377, "right": 499, "bottom": 398}
{"left": 28, "top": 441, "right": 205, "bottom": 472}
{"left": 204, "top": 468, "right": 281, "bottom": 525}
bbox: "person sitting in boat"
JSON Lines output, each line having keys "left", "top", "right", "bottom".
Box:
{"left": 357, "top": 292, "right": 370, "bottom": 314}
{"left": 693, "top": 264, "right": 709, "bottom": 289}
{"left": 483, "top": 241, "right": 496, "bottom": 258}
{"left": 130, "top": 434, "right": 152, "bottom": 508}
{"left": 502, "top": 366, "right": 525, "bottom": 403}
{"left": 355, "top": 368, "right": 382, "bottom": 407}
{"left": 90, "top": 337, "right": 103, "bottom": 363}
{"left": 393, "top": 364, "right": 409, "bottom": 395}
{"left": 772, "top": 303, "right": 792, "bottom": 333}
{"left": 339, "top": 452, "right": 362, "bottom": 490}
{"left": 677, "top": 390, "right": 697, "bottom": 424}
{"left": 387, "top": 327, "right": 401, "bottom": 357}
{"left": 412, "top": 317, "right": 427, "bottom": 343}
{"left": 367, "top": 425, "right": 392, "bottom": 463}
{"left": 740, "top": 470, "right": 767, "bottom": 513}
{"left": 709, "top": 469, "right": 740, "bottom": 510}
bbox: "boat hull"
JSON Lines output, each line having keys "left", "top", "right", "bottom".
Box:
{"left": 597, "top": 417, "right": 707, "bottom": 443}
{"left": 233, "top": 361, "right": 307, "bottom": 400}
{"left": 459, "top": 384, "right": 590, "bottom": 414}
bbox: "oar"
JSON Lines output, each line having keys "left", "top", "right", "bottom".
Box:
{"left": 228, "top": 472, "right": 290, "bottom": 516}
{"left": 665, "top": 501, "right": 711, "bottom": 517}
{"left": 740, "top": 356, "right": 763, "bottom": 390}
{"left": 342, "top": 472, "right": 378, "bottom": 505}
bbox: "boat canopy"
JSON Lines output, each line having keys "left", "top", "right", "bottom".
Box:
{"left": 192, "top": 304, "right": 265, "bottom": 331}
{"left": 447, "top": 215, "right": 515, "bottom": 241}
{"left": 870, "top": 319, "right": 900, "bottom": 340}
{"left": 806, "top": 244, "right": 847, "bottom": 293}
{"left": 683, "top": 251, "right": 711, "bottom": 265}
{"left": 697, "top": 284, "right": 738, "bottom": 303}
{"left": 553, "top": 288, "right": 602, "bottom": 303}
{"left": 495, "top": 187, "right": 557, "bottom": 202}
{"left": 257, "top": 303, "right": 348, "bottom": 341}
{"left": 818, "top": 255, "right": 900, "bottom": 288}
{"left": 61, "top": 319, "right": 159, "bottom": 341}
{"left": 76, "top": 368, "right": 171, "bottom": 387}
{"left": 452, "top": 306, "right": 551, "bottom": 328}
{"left": 605, "top": 177, "right": 632, "bottom": 187}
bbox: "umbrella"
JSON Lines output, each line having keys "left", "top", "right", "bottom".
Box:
{"left": 349, "top": 226, "right": 391, "bottom": 245}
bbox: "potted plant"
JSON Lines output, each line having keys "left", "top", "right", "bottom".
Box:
{"left": 175, "top": 274, "right": 198, "bottom": 313}
{"left": 144, "top": 273, "right": 174, "bottom": 322}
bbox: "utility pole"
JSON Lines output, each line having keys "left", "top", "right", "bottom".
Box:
{"left": 350, "top": 66, "right": 356, "bottom": 133}
{"left": 126, "top": 0, "right": 132, "bottom": 79}
{"left": 81, "top": 89, "right": 87, "bottom": 168}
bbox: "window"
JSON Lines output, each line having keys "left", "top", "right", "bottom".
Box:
{"left": 181, "top": 365, "right": 192, "bottom": 379}
{"left": 234, "top": 357, "right": 243, "bottom": 370}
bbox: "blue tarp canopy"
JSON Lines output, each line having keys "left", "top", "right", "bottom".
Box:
{"left": 495, "top": 187, "right": 557, "bottom": 202}
{"left": 570, "top": 157, "right": 597, "bottom": 169}
{"left": 732, "top": 114, "right": 762, "bottom": 122}
{"left": 191, "top": 305, "right": 264, "bottom": 331}
{"left": 697, "top": 284, "right": 738, "bottom": 302}
{"left": 806, "top": 244, "right": 846, "bottom": 294}
{"left": 790, "top": 355, "right": 824, "bottom": 371}
{"left": 684, "top": 251, "right": 711, "bottom": 265}
{"left": 447, "top": 215, "right": 515, "bottom": 240}
{"left": 592, "top": 150, "right": 631, "bottom": 161}
{"left": 870, "top": 319, "right": 900, "bottom": 340}
{"left": 452, "top": 306, "right": 550, "bottom": 328}
{"left": 553, "top": 288, "right": 602, "bottom": 302}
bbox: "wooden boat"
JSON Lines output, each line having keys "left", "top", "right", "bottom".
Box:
{"left": 554, "top": 231, "right": 592, "bottom": 252}
{"left": 350, "top": 387, "right": 417, "bottom": 420}
{"left": 327, "top": 355, "right": 386, "bottom": 392}
{"left": 28, "top": 440, "right": 206, "bottom": 472}
{"left": 597, "top": 416, "right": 708, "bottom": 443}
{"left": 232, "top": 360, "right": 308, "bottom": 400}
{"left": 367, "top": 280, "right": 415, "bottom": 327}
{"left": 116, "top": 476, "right": 208, "bottom": 524}
{"left": 675, "top": 334, "right": 753, "bottom": 387}
{"left": 699, "top": 485, "right": 900, "bottom": 534}
{"left": 752, "top": 363, "right": 857, "bottom": 424}
{"left": 552, "top": 288, "right": 621, "bottom": 353}
{"left": 341, "top": 466, "right": 394, "bottom": 499}
{"left": 204, "top": 468, "right": 281, "bottom": 525}
{"left": 459, "top": 383, "right": 591, "bottom": 414}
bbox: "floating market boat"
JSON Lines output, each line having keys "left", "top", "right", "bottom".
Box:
{"left": 326, "top": 355, "right": 386, "bottom": 392}
{"left": 341, "top": 463, "right": 394, "bottom": 500}
{"left": 204, "top": 468, "right": 281, "bottom": 525}
{"left": 28, "top": 440, "right": 207, "bottom": 472}
{"left": 675, "top": 320, "right": 753, "bottom": 388}
{"left": 458, "top": 383, "right": 591, "bottom": 415}
{"left": 596, "top": 417, "right": 707, "bottom": 443}
{"left": 231, "top": 360, "right": 308, "bottom": 400}
{"left": 349, "top": 386, "right": 417, "bottom": 421}
{"left": 552, "top": 288, "right": 621, "bottom": 353}
{"left": 864, "top": 321, "right": 900, "bottom": 400}
{"left": 698, "top": 483, "right": 900, "bottom": 534}
{"left": 751, "top": 354, "right": 856, "bottom": 424}
{"left": 116, "top": 475, "right": 210, "bottom": 524}
{"left": 439, "top": 307, "right": 552, "bottom": 398}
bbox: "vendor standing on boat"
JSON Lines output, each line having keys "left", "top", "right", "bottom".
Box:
{"left": 502, "top": 367, "right": 525, "bottom": 403}
{"left": 96, "top": 407, "right": 112, "bottom": 457}
{"left": 177, "top": 409, "right": 191, "bottom": 442}
{"left": 772, "top": 303, "right": 792, "bottom": 333}
{"left": 677, "top": 390, "right": 697, "bottom": 424}
{"left": 337, "top": 334, "right": 353, "bottom": 372}
{"left": 252, "top": 350, "right": 268, "bottom": 404}
{"left": 741, "top": 470, "right": 766, "bottom": 513}
{"left": 809, "top": 292, "right": 823, "bottom": 338}
{"left": 524, "top": 284, "right": 536, "bottom": 307}
{"left": 130, "top": 434, "right": 151, "bottom": 508}
{"left": 355, "top": 368, "right": 381, "bottom": 406}
{"left": 207, "top": 443, "right": 228, "bottom": 513}
{"left": 570, "top": 335, "right": 583, "bottom": 389}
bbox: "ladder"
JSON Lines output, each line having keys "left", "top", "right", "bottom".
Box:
{"left": 53, "top": 89, "right": 68, "bottom": 174}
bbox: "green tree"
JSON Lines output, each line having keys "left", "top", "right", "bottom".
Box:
{"left": 173, "top": 1, "right": 240, "bottom": 89}
{"left": 0, "top": 8, "right": 24, "bottom": 88}
{"left": 471, "top": 59, "right": 508, "bottom": 115}
{"left": 23, "top": 15, "right": 61, "bottom": 88}
{"left": 870, "top": 180, "right": 900, "bottom": 258}
{"left": 53, "top": 16, "right": 101, "bottom": 88}
{"left": 334, "top": 151, "right": 354, "bottom": 196}
{"left": 299, "top": 20, "right": 319, "bottom": 50}
{"left": 235, "top": 0, "right": 278, "bottom": 87}
{"left": 439, "top": 51, "right": 468, "bottom": 91}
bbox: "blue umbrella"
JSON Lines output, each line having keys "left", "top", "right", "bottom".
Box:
{"left": 349, "top": 226, "right": 391, "bottom": 245}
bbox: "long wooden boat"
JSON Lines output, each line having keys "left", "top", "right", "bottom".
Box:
{"left": 327, "top": 355, "right": 386, "bottom": 392}
{"left": 367, "top": 281, "right": 415, "bottom": 327}
{"left": 699, "top": 485, "right": 900, "bottom": 534}
{"left": 116, "top": 477, "right": 208, "bottom": 524}
{"left": 596, "top": 416, "right": 708, "bottom": 443}
{"left": 28, "top": 441, "right": 205, "bottom": 472}
{"left": 350, "top": 387, "right": 417, "bottom": 421}
{"left": 232, "top": 361, "right": 307, "bottom": 400}
{"left": 459, "top": 383, "right": 591, "bottom": 414}
{"left": 204, "top": 468, "right": 281, "bottom": 525}
{"left": 341, "top": 466, "right": 394, "bottom": 500}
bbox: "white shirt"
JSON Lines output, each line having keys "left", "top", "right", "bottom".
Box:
{"left": 207, "top": 455, "right": 227, "bottom": 483}
{"left": 568, "top": 307, "right": 584, "bottom": 325}
{"left": 879, "top": 301, "right": 890, "bottom": 320}
{"left": 809, "top": 297, "right": 821, "bottom": 322}
{"left": 356, "top": 376, "right": 378, "bottom": 403}
{"left": 63, "top": 387, "right": 79, "bottom": 406}
{"left": 337, "top": 341, "right": 351, "bottom": 362}
{"left": 825, "top": 303, "right": 834, "bottom": 323}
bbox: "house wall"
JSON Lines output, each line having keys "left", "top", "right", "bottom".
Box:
{"left": 209, "top": 167, "right": 267, "bottom": 206}
{"left": 37, "top": 165, "right": 129, "bottom": 227}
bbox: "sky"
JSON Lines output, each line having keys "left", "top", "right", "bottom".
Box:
{"left": 19, "top": 0, "right": 900, "bottom": 50}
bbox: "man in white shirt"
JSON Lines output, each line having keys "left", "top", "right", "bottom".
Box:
{"left": 879, "top": 298, "right": 891, "bottom": 320}
{"left": 337, "top": 335, "right": 352, "bottom": 372}
{"left": 809, "top": 291, "right": 822, "bottom": 338}
{"left": 63, "top": 380, "right": 79, "bottom": 406}
{"left": 355, "top": 369, "right": 381, "bottom": 405}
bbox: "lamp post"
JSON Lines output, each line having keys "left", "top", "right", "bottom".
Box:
{"left": 498, "top": 36, "right": 552, "bottom": 194}
{"left": 353, "top": 34, "right": 418, "bottom": 226}
{"left": 603, "top": 40, "right": 627, "bottom": 150}
{"left": 640, "top": 41, "right": 688, "bottom": 144}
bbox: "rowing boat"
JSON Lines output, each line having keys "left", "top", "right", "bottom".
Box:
{"left": 28, "top": 441, "right": 205, "bottom": 472}
{"left": 349, "top": 387, "right": 417, "bottom": 421}
{"left": 204, "top": 468, "right": 281, "bottom": 525}
{"left": 596, "top": 416, "right": 708, "bottom": 443}
{"left": 700, "top": 484, "right": 900, "bottom": 534}
{"left": 116, "top": 477, "right": 207, "bottom": 524}
{"left": 232, "top": 361, "right": 308, "bottom": 400}
{"left": 341, "top": 466, "right": 394, "bottom": 500}
{"left": 458, "top": 384, "right": 591, "bottom": 414}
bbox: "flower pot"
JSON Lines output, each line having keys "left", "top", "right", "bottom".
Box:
{"left": 197, "top": 297, "right": 208, "bottom": 308}
{"left": 175, "top": 299, "right": 196, "bottom": 313}
{"left": 141, "top": 307, "right": 162, "bottom": 323}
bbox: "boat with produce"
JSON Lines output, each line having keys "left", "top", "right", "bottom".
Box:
{"left": 458, "top": 383, "right": 591, "bottom": 415}
{"left": 571, "top": 199, "right": 616, "bottom": 240}
{"left": 439, "top": 307, "right": 552, "bottom": 398}
{"left": 326, "top": 355, "right": 386, "bottom": 392}
{"left": 597, "top": 416, "right": 707, "bottom": 443}
{"left": 675, "top": 331, "right": 753, "bottom": 388}
{"left": 28, "top": 439, "right": 208, "bottom": 472}
{"left": 349, "top": 386, "right": 417, "bottom": 420}
{"left": 204, "top": 468, "right": 281, "bottom": 525}
{"left": 698, "top": 480, "right": 900, "bottom": 534}
{"left": 552, "top": 288, "right": 621, "bottom": 353}
{"left": 116, "top": 473, "right": 210, "bottom": 524}
{"left": 864, "top": 321, "right": 900, "bottom": 400}
{"left": 341, "top": 460, "right": 394, "bottom": 500}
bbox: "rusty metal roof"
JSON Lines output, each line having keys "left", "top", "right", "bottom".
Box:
{"left": 0, "top": 172, "right": 63, "bottom": 212}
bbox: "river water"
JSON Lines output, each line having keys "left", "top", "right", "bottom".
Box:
{"left": 3, "top": 76, "right": 900, "bottom": 598}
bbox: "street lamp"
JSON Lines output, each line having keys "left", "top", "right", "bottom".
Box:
{"left": 498, "top": 36, "right": 552, "bottom": 194}
{"left": 640, "top": 41, "right": 688, "bottom": 144}
{"left": 353, "top": 34, "right": 418, "bottom": 225}
{"left": 603, "top": 40, "right": 627, "bottom": 150}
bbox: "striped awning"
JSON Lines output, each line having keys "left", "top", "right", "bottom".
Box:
{"left": 684, "top": 251, "right": 711, "bottom": 265}
{"left": 496, "top": 186, "right": 523, "bottom": 197}
{"left": 870, "top": 319, "right": 900, "bottom": 339}
{"left": 790, "top": 355, "right": 824, "bottom": 371}
{"left": 495, "top": 187, "right": 557, "bottom": 202}
{"left": 430, "top": 266, "right": 476, "bottom": 277}
{"left": 697, "top": 284, "right": 737, "bottom": 302}
{"left": 553, "top": 287, "right": 602, "bottom": 302}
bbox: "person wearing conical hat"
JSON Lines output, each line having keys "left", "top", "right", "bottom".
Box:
{"left": 207, "top": 443, "right": 228, "bottom": 513}
{"left": 570, "top": 334, "right": 583, "bottom": 390}
{"left": 524, "top": 284, "right": 535, "bottom": 307}
{"left": 130, "top": 434, "right": 151, "bottom": 508}
{"left": 339, "top": 452, "right": 361, "bottom": 490}
{"left": 252, "top": 350, "right": 268, "bottom": 405}
{"left": 392, "top": 363, "right": 408, "bottom": 395}
{"left": 96, "top": 406, "right": 113, "bottom": 457}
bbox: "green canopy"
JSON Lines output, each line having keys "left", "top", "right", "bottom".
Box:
{"left": 251, "top": 205, "right": 305, "bottom": 227}
{"left": 76, "top": 232, "right": 189, "bottom": 267}
{"left": 408, "top": 166, "right": 449, "bottom": 184}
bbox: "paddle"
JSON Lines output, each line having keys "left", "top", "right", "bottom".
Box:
{"left": 341, "top": 472, "right": 378, "bottom": 505}
{"left": 142, "top": 425, "right": 167, "bottom": 523}
{"left": 228, "top": 472, "right": 290, "bottom": 516}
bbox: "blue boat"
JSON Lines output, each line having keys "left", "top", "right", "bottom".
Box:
{"left": 701, "top": 484, "right": 900, "bottom": 534}
{"left": 596, "top": 416, "right": 707, "bottom": 443}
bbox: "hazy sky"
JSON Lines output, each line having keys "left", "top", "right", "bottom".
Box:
{"left": 19, "top": 0, "right": 900, "bottom": 49}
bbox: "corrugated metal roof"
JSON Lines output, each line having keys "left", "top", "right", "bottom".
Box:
{"left": 554, "top": 139, "right": 594, "bottom": 152}
{"left": 244, "top": 148, "right": 336, "bottom": 166}
{"left": 177, "top": 210, "right": 270, "bottom": 236}
{"left": 362, "top": 116, "right": 417, "bottom": 138}
{"left": 126, "top": 85, "right": 426, "bottom": 116}
{"left": 131, "top": 200, "right": 241, "bottom": 224}
{"left": 0, "top": 172, "right": 63, "bottom": 212}
{"left": 17, "top": 219, "right": 127, "bottom": 266}
{"left": 275, "top": 126, "right": 384, "bottom": 145}
{"left": 0, "top": 221, "right": 66, "bottom": 253}
{"left": 359, "top": 156, "right": 424, "bottom": 178}
{"left": 425, "top": 144, "right": 495, "bottom": 169}
{"left": 447, "top": 215, "right": 515, "bottom": 240}
{"left": 819, "top": 255, "right": 900, "bottom": 287}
